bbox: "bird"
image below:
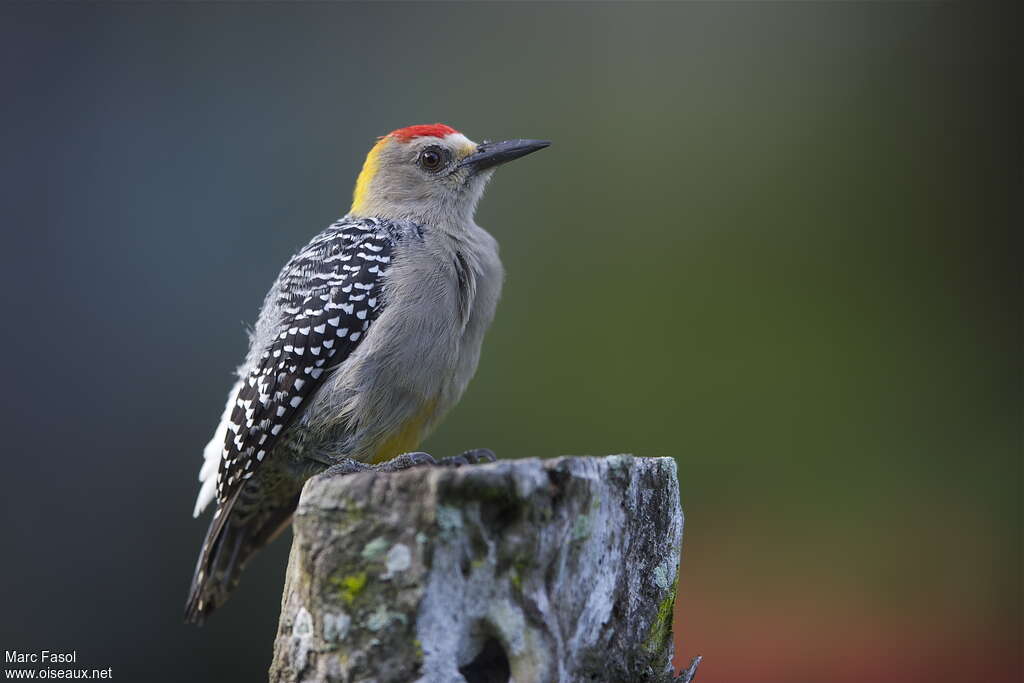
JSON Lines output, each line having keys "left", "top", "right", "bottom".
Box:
{"left": 184, "top": 124, "right": 549, "bottom": 624}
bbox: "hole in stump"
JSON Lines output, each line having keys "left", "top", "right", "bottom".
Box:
{"left": 459, "top": 636, "right": 510, "bottom": 683}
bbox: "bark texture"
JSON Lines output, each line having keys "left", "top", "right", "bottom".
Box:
{"left": 270, "top": 455, "right": 688, "bottom": 683}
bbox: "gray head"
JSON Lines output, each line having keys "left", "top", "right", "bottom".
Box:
{"left": 349, "top": 123, "right": 549, "bottom": 226}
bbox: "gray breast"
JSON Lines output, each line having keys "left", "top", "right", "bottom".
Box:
{"left": 300, "top": 222, "right": 503, "bottom": 463}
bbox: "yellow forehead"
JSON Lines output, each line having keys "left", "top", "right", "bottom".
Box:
{"left": 351, "top": 140, "right": 385, "bottom": 215}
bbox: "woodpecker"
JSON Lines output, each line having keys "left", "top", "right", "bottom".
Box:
{"left": 184, "top": 124, "right": 549, "bottom": 623}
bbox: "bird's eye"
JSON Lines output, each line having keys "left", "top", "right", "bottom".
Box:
{"left": 418, "top": 146, "right": 446, "bottom": 172}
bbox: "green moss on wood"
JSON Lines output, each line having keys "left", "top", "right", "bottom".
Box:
{"left": 643, "top": 586, "right": 677, "bottom": 657}
{"left": 329, "top": 572, "right": 368, "bottom": 605}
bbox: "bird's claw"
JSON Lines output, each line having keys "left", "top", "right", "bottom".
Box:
{"left": 440, "top": 448, "right": 496, "bottom": 466}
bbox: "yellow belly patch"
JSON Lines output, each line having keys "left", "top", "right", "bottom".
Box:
{"left": 369, "top": 400, "right": 438, "bottom": 464}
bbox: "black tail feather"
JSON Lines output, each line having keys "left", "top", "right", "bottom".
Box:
{"left": 184, "top": 490, "right": 300, "bottom": 624}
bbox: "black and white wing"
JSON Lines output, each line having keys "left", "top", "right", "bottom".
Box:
{"left": 215, "top": 217, "right": 394, "bottom": 507}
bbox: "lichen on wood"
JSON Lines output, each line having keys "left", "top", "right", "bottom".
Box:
{"left": 270, "top": 455, "right": 693, "bottom": 683}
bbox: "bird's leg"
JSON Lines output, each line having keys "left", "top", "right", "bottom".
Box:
{"left": 321, "top": 449, "right": 496, "bottom": 479}
{"left": 320, "top": 452, "right": 438, "bottom": 478}
{"left": 320, "top": 457, "right": 374, "bottom": 478}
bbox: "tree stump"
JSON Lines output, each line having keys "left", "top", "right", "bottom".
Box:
{"left": 269, "top": 455, "right": 695, "bottom": 683}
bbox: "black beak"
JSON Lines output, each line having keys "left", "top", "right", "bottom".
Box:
{"left": 459, "top": 139, "right": 551, "bottom": 173}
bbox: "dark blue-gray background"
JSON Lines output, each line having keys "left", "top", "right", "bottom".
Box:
{"left": 0, "top": 3, "right": 1019, "bottom": 682}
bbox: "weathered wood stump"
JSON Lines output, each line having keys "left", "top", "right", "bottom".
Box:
{"left": 270, "top": 455, "right": 694, "bottom": 682}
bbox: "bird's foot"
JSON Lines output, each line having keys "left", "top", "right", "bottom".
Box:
{"left": 321, "top": 449, "right": 496, "bottom": 478}
{"left": 373, "top": 451, "right": 440, "bottom": 472}
{"left": 380, "top": 448, "right": 496, "bottom": 470}
{"left": 437, "top": 448, "right": 497, "bottom": 467}
{"left": 321, "top": 452, "right": 435, "bottom": 477}
{"left": 321, "top": 457, "right": 374, "bottom": 478}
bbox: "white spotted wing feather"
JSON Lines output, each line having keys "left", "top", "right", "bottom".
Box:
{"left": 192, "top": 217, "right": 393, "bottom": 516}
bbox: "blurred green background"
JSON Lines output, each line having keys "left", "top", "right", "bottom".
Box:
{"left": 0, "top": 2, "right": 1018, "bottom": 681}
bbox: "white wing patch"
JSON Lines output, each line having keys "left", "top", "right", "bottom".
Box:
{"left": 193, "top": 379, "right": 242, "bottom": 518}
